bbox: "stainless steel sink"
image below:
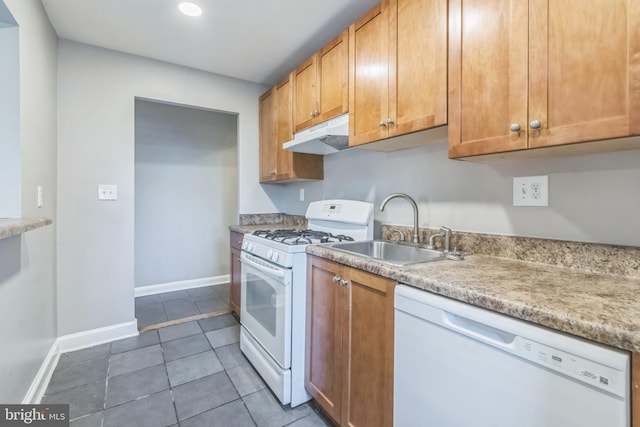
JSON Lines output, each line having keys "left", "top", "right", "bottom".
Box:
{"left": 328, "top": 240, "right": 446, "bottom": 266}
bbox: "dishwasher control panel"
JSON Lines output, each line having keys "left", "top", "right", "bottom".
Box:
{"left": 517, "top": 338, "right": 626, "bottom": 398}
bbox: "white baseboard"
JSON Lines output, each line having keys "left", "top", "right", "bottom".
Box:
{"left": 23, "top": 319, "right": 139, "bottom": 404}
{"left": 23, "top": 340, "right": 60, "bottom": 404}
{"left": 57, "top": 320, "right": 139, "bottom": 354}
{"left": 134, "top": 275, "right": 230, "bottom": 297}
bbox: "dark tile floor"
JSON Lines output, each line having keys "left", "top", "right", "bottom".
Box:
{"left": 135, "top": 285, "right": 232, "bottom": 328}
{"left": 42, "top": 287, "right": 332, "bottom": 427}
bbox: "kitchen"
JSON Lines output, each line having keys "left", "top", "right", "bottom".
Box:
{"left": 1, "top": 0, "right": 640, "bottom": 426}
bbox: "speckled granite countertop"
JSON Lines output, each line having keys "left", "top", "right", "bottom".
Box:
{"left": 306, "top": 244, "right": 640, "bottom": 353}
{"left": 0, "top": 217, "right": 52, "bottom": 240}
{"left": 229, "top": 213, "right": 306, "bottom": 235}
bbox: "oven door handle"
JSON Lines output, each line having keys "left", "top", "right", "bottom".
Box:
{"left": 240, "top": 252, "right": 286, "bottom": 279}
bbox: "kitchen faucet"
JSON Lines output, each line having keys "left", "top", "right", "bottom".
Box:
{"left": 379, "top": 193, "right": 420, "bottom": 244}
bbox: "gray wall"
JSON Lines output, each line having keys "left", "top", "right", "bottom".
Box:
{"left": 0, "top": 0, "right": 57, "bottom": 403}
{"left": 134, "top": 100, "right": 238, "bottom": 287}
{"left": 0, "top": 24, "right": 20, "bottom": 217}
{"left": 282, "top": 140, "right": 640, "bottom": 246}
{"left": 57, "top": 40, "right": 272, "bottom": 336}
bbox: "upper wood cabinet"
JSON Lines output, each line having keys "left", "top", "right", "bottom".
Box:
{"left": 306, "top": 256, "right": 395, "bottom": 427}
{"left": 259, "top": 88, "right": 277, "bottom": 181}
{"left": 275, "top": 74, "right": 294, "bottom": 179}
{"left": 293, "top": 30, "right": 349, "bottom": 133}
{"left": 448, "top": 0, "right": 640, "bottom": 159}
{"left": 349, "top": 0, "right": 447, "bottom": 147}
{"left": 259, "top": 74, "right": 324, "bottom": 183}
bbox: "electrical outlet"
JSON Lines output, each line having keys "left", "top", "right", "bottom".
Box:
{"left": 513, "top": 176, "right": 549, "bottom": 206}
{"left": 299, "top": 188, "right": 305, "bottom": 202}
{"left": 98, "top": 184, "right": 118, "bottom": 201}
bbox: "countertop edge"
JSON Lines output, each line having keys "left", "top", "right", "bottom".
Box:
{"left": 0, "top": 218, "right": 53, "bottom": 241}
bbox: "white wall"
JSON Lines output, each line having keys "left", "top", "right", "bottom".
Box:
{"left": 282, "top": 140, "right": 640, "bottom": 246}
{"left": 0, "top": 25, "right": 20, "bottom": 217}
{"left": 0, "top": 0, "right": 57, "bottom": 403}
{"left": 57, "top": 40, "right": 275, "bottom": 335}
{"left": 134, "top": 100, "right": 238, "bottom": 287}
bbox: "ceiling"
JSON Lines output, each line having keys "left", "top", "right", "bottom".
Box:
{"left": 40, "top": 0, "right": 379, "bottom": 85}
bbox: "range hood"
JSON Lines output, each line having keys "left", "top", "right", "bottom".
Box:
{"left": 283, "top": 113, "right": 349, "bottom": 155}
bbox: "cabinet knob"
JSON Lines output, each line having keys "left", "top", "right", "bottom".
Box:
{"left": 310, "top": 112, "right": 314, "bottom": 117}
{"left": 379, "top": 121, "right": 386, "bottom": 127}
{"left": 387, "top": 118, "right": 394, "bottom": 125}
{"left": 529, "top": 120, "right": 541, "bottom": 129}
{"left": 332, "top": 276, "right": 340, "bottom": 283}
{"left": 340, "top": 279, "right": 349, "bottom": 286}
{"left": 510, "top": 123, "right": 521, "bottom": 132}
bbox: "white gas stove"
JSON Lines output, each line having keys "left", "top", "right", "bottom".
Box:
{"left": 239, "top": 200, "right": 374, "bottom": 407}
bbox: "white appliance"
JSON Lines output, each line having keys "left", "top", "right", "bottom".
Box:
{"left": 282, "top": 113, "right": 349, "bottom": 155}
{"left": 240, "top": 199, "right": 374, "bottom": 407}
{"left": 394, "top": 285, "right": 630, "bottom": 427}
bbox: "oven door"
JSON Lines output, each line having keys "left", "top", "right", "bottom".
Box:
{"left": 240, "top": 251, "right": 292, "bottom": 369}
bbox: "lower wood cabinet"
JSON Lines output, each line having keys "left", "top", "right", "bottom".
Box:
{"left": 229, "top": 231, "right": 243, "bottom": 317}
{"left": 306, "top": 255, "right": 395, "bottom": 427}
{"left": 633, "top": 354, "right": 640, "bottom": 427}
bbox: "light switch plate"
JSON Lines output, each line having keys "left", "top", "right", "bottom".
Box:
{"left": 98, "top": 184, "right": 117, "bottom": 201}
{"left": 37, "top": 186, "right": 43, "bottom": 208}
{"left": 513, "top": 176, "right": 549, "bottom": 206}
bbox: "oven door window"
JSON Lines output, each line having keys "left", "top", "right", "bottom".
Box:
{"left": 240, "top": 253, "right": 292, "bottom": 369}
{"left": 245, "top": 271, "right": 279, "bottom": 336}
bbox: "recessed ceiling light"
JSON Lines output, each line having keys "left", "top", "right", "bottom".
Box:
{"left": 178, "top": 2, "right": 202, "bottom": 17}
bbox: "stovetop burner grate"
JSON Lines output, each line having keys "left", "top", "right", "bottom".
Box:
{"left": 252, "top": 229, "right": 355, "bottom": 245}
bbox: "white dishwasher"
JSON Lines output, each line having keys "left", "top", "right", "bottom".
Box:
{"left": 394, "top": 285, "right": 630, "bottom": 427}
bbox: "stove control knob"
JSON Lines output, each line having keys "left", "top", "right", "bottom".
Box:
{"left": 242, "top": 241, "right": 247, "bottom": 250}
{"left": 247, "top": 243, "right": 254, "bottom": 251}
{"left": 267, "top": 249, "right": 274, "bottom": 258}
{"left": 272, "top": 252, "right": 280, "bottom": 262}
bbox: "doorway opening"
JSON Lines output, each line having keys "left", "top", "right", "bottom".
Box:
{"left": 133, "top": 98, "right": 238, "bottom": 331}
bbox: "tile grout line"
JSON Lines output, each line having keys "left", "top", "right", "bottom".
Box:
{"left": 160, "top": 341, "right": 180, "bottom": 427}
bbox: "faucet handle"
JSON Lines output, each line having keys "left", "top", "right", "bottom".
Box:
{"left": 389, "top": 228, "right": 405, "bottom": 242}
{"left": 439, "top": 226, "right": 452, "bottom": 252}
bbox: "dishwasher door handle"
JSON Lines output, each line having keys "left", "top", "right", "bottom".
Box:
{"left": 442, "top": 311, "right": 517, "bottom": 349}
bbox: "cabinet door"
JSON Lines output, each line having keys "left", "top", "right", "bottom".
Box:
{"left": 274, "top": 74, "right": 294, "bottom": 180}
{"left": 229, "top": 246, "right": 241, "bottom": 316}
{"left": 528, "top": 0, "right": 640, "bottom": 148}
{"left": 448, "top": 0, "right": 529, "bottom": 158}
{"left": 259, "top": 89, "right": 277, "bottom": 182}
{"left": 342, "top": 267, "right": 395, "bottom": 427}
{"left": 316, "top": 29, "right": 349, "bottom": 124}
{"left": 389, "top": 0, "right": 447, "bottom": 138}
{"left": 293, "top": 57, "right": 317, "bottom": 132}
{"left": 305, "top": 256, "right": 343, "bottom": 425}
{"left": 349, "top": 2, "right": 390, "bottom": 147}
